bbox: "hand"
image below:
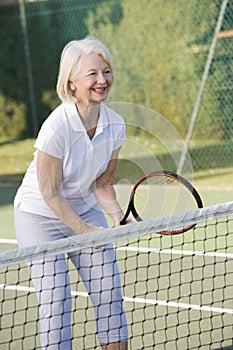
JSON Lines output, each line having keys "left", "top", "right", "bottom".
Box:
{"left": 114, "top": 217, "right": 133, "bottom": 227}
{"left": 123, "top": 218, "right": 133, "bottom": 225}
{"left": 78, "top": 224, "right": 106, "bottom": 249}
{"left": 79, "top": 224, "right": 104, "bottom": 235}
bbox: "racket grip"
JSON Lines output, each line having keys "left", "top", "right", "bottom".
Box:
{"left": 120, "top": 206, "right": 131, "bottom": 225}
{"left": 120, "top": 219, "right": 126, "bottom": 225}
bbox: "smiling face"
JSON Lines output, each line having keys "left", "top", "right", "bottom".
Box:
{"left": 70, "top": 53, "right": 113, "bottom": 111}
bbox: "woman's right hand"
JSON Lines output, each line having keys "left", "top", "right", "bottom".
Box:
{"left": 79, "top": 224, "right": 104, "bottom": 235}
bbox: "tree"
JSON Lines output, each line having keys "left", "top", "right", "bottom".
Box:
{"left": 87, "top": 0, "right": 225, "bottom": 138}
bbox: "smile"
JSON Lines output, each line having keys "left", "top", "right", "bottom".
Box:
{"left": 92, "top": 87, "right": 107, "bottom": 93}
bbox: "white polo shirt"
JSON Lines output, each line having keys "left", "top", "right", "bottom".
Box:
{"left": 14, "top": 102, "right": 126, "bottom": 218}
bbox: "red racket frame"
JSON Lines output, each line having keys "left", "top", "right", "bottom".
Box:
{"left": 120, "top": 170, "right": 203, "bottom": 235}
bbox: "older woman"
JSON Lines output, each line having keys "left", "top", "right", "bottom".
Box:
{"left": 14, "top": 37, "right": 128, "bottom": 350}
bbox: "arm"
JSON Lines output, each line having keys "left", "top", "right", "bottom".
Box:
{"left": 93, "top": 148, "right": 125, "bottom": 227}
{"left": 37, "top": 150, "right": 100, "bottom": 234}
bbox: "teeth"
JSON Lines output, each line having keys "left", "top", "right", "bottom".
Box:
{"left": 94, "top": 88, "right": 105, "bottom": 91}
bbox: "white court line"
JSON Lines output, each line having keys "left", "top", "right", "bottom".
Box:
{"left": 1, "top": 238, "right": 233, "bottom": 259}
{"left": 117, "top": 246, "right": 233, "bottom": 259}
{"left": 0, "top": 238, "right": 17, "bottom": 244}
{"left": 123, "top": 296, "right": 233, "bottom": 315}
{"left": 0, "top": 283, "right": 232, "bottom": 315}
{"left": 0, "top": 284, "right": 88, "bottom": 297}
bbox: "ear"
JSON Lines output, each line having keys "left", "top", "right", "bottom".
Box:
{"left": 69, "top": 82, "right": 76, "bottom": 91}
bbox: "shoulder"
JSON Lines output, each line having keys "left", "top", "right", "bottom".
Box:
{"left": 34, "top": 102, "right": 78, "bottom": 157}
{"left": 40, "top": 102, "right": 77, "bottom": 132}
{"left": 101, "top": 103, "right": 125, "bottom": 126}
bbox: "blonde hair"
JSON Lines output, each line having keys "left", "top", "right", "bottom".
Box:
{"left": 56, "top": 37, "right": 114, "bottom": 102}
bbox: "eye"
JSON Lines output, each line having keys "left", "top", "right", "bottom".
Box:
{"left": 104, "top": 68, "right": 111, "bottom": 74}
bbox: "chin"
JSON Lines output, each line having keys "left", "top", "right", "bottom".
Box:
{"left": 96, "top": 96, "right": 108, "bottom": 103}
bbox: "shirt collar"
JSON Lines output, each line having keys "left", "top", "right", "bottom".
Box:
{"left": 95, "top": 103, "right": 109, "bottom": 135}
{"left": 64, "top": 102, "right": 109, "bottom": 134}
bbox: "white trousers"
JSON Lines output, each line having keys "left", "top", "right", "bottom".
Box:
{"left": 14, "top": 206, "right": 128, "bottom": 349}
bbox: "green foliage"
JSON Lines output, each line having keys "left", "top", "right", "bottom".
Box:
{"left": 0, "top": 0, "right": 104, "bottom": 137}
{"left": 0, "top": 93, "right": 26, "bottom": 140}
{"left": 0, "top": 0, "right": 232, "bottom": 143}
{"left": 41, "top": 90, "right": 60, "bottom": 111}
{"left": 86, "top": 0, "right": 224, "bottom": 137}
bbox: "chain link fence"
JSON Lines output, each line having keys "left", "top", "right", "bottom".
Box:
{"left": 0, "top": 0, "right": 232, "bottom": 180}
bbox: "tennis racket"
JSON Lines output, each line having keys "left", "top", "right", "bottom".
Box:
{"left": 120, "top": 170, "right": 203, "bottom": 235}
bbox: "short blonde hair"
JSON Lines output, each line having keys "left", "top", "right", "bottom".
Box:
{"left": 56, "top": 37, "right": 114, "bottom": 102}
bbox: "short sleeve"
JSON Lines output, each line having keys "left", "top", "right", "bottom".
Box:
{"left": 34, "top": 122, "right": 64, "bottom": 159}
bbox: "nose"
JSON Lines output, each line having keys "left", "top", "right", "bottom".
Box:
{"left": 97, "top": 73, "right": 106, "bottom": 84}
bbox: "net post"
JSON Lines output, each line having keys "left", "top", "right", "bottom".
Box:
{"left": 177, "top": 0, "right": 229, "bottom": 174}
{"left": 19, "top": 0, "right": 39, "bottom": 137}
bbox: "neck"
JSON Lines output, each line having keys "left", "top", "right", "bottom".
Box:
{"left": 76, "top": 103, "right": 100, "bottom": 138}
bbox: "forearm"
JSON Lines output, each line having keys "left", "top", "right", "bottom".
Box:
{"left": 94, "top": 184, "right": 124, "bottom": 226}
{"left": 43, "top": 193, "right": 92, "bottom": 234}
{"left": 37, "top": 151, "right": 95, "bottom": 235}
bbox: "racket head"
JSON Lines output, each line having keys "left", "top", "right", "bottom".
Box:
{"left": 121, "top": 170, "right": 203, "bottom": 235}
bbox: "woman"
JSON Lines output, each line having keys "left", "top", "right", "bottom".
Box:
{"left": 14, "top": 37, "right": 128, "bottom": 349}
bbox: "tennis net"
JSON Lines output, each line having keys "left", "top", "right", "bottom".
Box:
{"left": 0, "top": 201, "right": 233, "bottom": 349}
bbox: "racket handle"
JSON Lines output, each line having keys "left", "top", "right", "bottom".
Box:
{"left": 120, "top": 206, "right": 131, "bottom": 225}
{"left": 120, "top": 217, "right": 127, "bottom": 225}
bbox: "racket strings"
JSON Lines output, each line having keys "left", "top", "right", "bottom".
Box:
{"left": 133, "top": 175, "right": 198, "bottom": 221}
